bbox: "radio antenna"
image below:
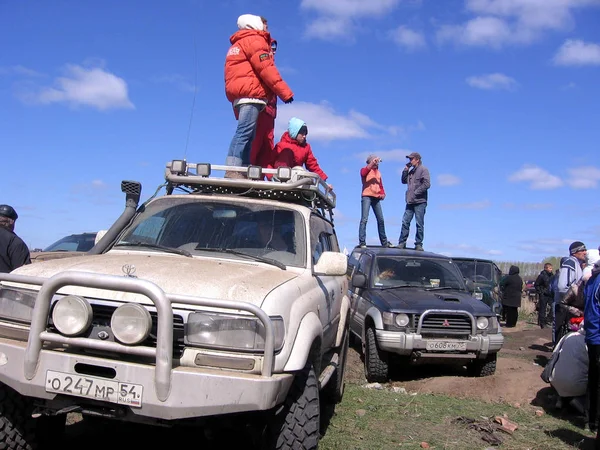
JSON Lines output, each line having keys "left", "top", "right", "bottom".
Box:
{"left": 183, "top": 36, "right": 198, "bottom": 161}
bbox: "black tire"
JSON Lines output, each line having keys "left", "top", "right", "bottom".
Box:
{"left": 0, "top": 384, "right": 37, "bottom": 450}
{"left": 364, "top": 327, "right": 389, "bottom": 383}
{"left": 467, "top": 353, "right": 497, "bottom": 377}
{"left": 322, "top": 328, "right": 349, "bottom": 404}
{"left": 266, "top": 364, "right": 320, "bottom": 450}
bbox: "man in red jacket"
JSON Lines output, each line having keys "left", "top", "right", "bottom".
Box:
{"left": 224, "top": 14, "right": 294, "bottom": 176}
{"left": 272, "top": 118, "right": 331, "bottom": 189}
{"left": 358, "top": 155, "right": 392, "bottom": 248}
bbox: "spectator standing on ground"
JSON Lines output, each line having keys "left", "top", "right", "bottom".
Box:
{"left": 224, "top": 14, "right": 294, "bottom": 177}
{"left": 555, "top": 241, "right": 587, "bottom": 344}
{"left": 397, "top": 152, "right": 430, "bottom": 251}
{"left": 583, "top": 252, "right": 600, "bottom": 437}
{"left": 0, "top": 205, "right": 31, "bottom": 273}
{"left": 535, "top": 263, "right": 554, "bottom": 329}
{"left": 500, "top": 265, "right": 523, "bottom": 328}
{"left": 358, "top": 155, "right": 392, "bottom": 248}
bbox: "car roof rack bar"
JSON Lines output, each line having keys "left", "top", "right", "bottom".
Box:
{"left": 164, "top": 160, "right": 336, "bottom": 210}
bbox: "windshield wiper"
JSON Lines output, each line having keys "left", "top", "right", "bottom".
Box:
{"left": 114, "top": 242, "right": 192, "bottom": 258}
{"left": 378, "top": 284, "right": 414, "bottom": 290}
{"left": 425, "top": 286, "right": 463, "bottom": 291}
{"left": 198, "top": 247, "right": 286, "bottom": 270}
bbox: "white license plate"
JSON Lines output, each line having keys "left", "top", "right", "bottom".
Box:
{"left": 426, "top": 341, "right": 467, "bottom": 351}
{"left": 45, "top": 370, "right": 143, "bottom": 408}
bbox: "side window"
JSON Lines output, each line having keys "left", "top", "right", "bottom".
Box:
{"left": 310, "top": 214, "right": 335, "bottom": 266}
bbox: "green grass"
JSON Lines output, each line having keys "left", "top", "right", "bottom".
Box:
{"left": 319, "top": 384, "right": 594, "bottom": 450}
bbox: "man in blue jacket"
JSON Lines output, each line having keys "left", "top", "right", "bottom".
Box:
{"left": 397, "top": 152, "right": 430, "bottom": 251}
{"left": 584, "top": 255, "right": 600, "bottom": 438}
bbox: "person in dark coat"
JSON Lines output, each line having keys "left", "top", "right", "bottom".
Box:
{"left": 500, "top": 265, "right": 523, "bottom": 328}
{"left": 0, "top": 204, "right": 30, "bottom": 273}
{"left": 535, "top": 263, "right": 554, "bottom": 329}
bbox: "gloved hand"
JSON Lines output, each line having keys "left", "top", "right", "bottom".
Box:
{"left": 284, "top": 97, "right": 294, "bottom": 104}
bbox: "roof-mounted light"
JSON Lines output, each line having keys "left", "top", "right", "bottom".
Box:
{"left": 170, "top": 160, "right": 187, "bottom": 175}
{"left": 247, "top": 165, "right": 263, "bottom": 180}
{"left": 196, "top": 163, "right": 211, "bottom": 177}
{"left": 276, "top": 167, "right": 292, "bottom": 182}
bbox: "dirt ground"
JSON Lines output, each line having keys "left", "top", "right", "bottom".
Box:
{"left": 346, "top": 318, "right": 554, "bottom": 406}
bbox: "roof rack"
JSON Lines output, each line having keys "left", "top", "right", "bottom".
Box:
{"left": 164, "top": 160, "right": 336, "bottom": 213}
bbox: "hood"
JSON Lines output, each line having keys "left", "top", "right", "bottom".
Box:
{"left": 230, "top": 28, "right": 269, "bottom": 45}
{"left": 9, "top": 253, "right": 298, "bottom": 308}
{"left": 237, "top": 14, "right": 264, "bottom": 31}
{"left": 508, "top": 265, "right": 520, "bottom": 275}
{"left": 376, "top": 288, "right": 494, "bottom": 316}
{"left": 279, "top": 131, "right": 304, "bottom": 147}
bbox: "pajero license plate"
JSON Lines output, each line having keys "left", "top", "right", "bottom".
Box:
{"left": 426, "top": 341, "right": 467, "bottom": 351}
{"left": 45, "top": 370, "right": 143, "bottom": 407}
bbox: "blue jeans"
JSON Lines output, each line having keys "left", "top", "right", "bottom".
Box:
{"left": 227, "top": 103, "right": 262, "bottom": 166}
{"left": 398, "top": 202, "right": 426, "bottom": 246}
{"left": 358, "top": 196, "right": 389, "bottom": 246}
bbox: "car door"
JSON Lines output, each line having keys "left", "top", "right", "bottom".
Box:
{"left": 349, "top": 253, "right": 372, "bottom": 340}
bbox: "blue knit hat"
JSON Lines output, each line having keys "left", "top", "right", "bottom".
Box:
{"left": 288, "top": 117, "right": 306, "bottom": 139}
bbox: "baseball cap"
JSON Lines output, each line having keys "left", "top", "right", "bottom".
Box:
{"left": 0, "top": 205, "right": 18, "bottom": 221}
{"left": 406, "top": 152, "right": 421, "bottom": 160}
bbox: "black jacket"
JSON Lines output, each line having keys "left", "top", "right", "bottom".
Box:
{"left": 0, "top": 227, "right": 31, "bottom": 273}
{"left": 535, "top": 269, "right": 553, "bottom": 299}
{"left": 500, "top": 265, "right": 523, "bottom": 308}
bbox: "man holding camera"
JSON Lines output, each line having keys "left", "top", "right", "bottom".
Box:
{"left": 397, "top": 152, "right": 430, "bottom": 251}
{"left": 358, "top": 155, "right": 393, "bottom": 248}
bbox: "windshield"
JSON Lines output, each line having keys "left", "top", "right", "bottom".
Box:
{"left": 44, "top": 234, "right": 97, "bottom": 252}
{"left": 114, "top": 197, "right": 306, "bottom": 268}
{"left": 372, "top": 256, "right": 466, "bottom": 290}
{"left": 454, "top": 260, "right": 495, "bottom": 284}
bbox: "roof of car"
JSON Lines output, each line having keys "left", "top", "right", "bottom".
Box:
{"left": 350, "top": 245, "right": 452, "bottom": 260}
{"left": 451, "top": 256, "right": 496, "bottom": 263}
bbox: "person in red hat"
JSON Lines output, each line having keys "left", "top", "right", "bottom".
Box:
{"left": 0, "top": 204, "right": 31, "bottom": 273}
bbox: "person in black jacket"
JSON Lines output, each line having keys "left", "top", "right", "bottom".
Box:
{"left": 0, "top": 204, "right": 30, "bottom": 273}
{"left": 535, "top": 263, "right": 554, "bottom": 329}
{"left": 500, "top": 265, "right": 523, "bottom": 328}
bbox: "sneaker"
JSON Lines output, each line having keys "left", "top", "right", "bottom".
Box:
{"left": 397, "top": 242, "right": 406, "bottom": 249}
{"left": 415, "top": 245, "right": 424, "bottom": 251}
{"left": 384, "top": 242, "right": 394, "bottom": 248}
{"left": 358, "top": 243, "right": 367, "bottom": 249}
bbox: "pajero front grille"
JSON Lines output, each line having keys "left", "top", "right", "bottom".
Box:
{"left": 414, "top": 312, "right": 473, "bottom": 339}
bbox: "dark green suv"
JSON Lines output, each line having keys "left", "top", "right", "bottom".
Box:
{"left": 452, "top": 257, "right": 503, "bottom": 316}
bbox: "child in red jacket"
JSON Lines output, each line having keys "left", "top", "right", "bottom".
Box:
{"left": 272, "top": 117, "right": 332, "bottom": 189}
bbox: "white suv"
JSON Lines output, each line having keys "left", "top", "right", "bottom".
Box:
{"left": 0, "top": 162, "right": 350, "bottom": 449}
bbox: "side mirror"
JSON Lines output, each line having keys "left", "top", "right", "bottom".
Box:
{"left": 313, "top": 251, "right": 348, "bottom": 276}
{"left": 351, "top": 273, "right": 367, "bottom": 288}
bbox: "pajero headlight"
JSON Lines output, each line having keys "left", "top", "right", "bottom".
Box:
{"left": 0, "top": 287, "right": 37, "bottom": 323}
{"left": 476, "top": 316, "right": 489, "bottom": 330}
{"left": 383, "top": 312, "right": 410, "bottom": 329}
{"left": 476, "top": 316, "right": 498, "bottom": 333}
{"left": 186, "top": 313, "right": 285, "bottom": 352}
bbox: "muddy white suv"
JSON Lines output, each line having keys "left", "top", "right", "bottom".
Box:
{"left": 0, "top": 161, "right": 350, "bottom": 449}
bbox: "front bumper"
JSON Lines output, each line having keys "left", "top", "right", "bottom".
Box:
{"left": 0, "top": 338, "right": 293, "bottom": 420}
{"left": 376, "top": 329, "right": 504, "bottom": 359}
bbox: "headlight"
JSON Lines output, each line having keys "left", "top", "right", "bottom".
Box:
{"left": 186, "top": 313, "right": 285, "bottom": 352}
{"left": 476, "top": 316, "right": 489, "bottom": 330}
{"left": 395, "top": 314, "right": 410, "bottom": 327}
{"left": 0, "top": 287, "right": 36, "bottom": 323}
{"left": 52, "top": 295, "right": 93, "bottom": 336}
{"left": 111, "top": 303, "right": 152, "bottom": 345}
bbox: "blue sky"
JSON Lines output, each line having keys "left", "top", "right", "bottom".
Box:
{"left": 1, "top": 0, "right": 599, "bottom": 262}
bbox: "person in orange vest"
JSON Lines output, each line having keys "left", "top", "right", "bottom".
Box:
{"left": 358, "top": 155, "right": 393, "bottom": 248}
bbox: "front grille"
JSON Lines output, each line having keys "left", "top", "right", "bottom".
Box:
{"left": 414, "top": 313, "right": 472, "bottom": 338}
{"left": 49, "top": 303, "right": 186, "bottom": 359}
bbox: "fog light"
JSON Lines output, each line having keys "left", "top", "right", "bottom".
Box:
{"left": 476, "top": 317, "right": 489, "bottom": 330}
{"left": 111, "top": 303, "right": 152, "bottom": 345}
{"left": 196, "top": 163, "right": 211, "bottom": 177}
{"left": 276, "top": 167, "right": 292, "bottom": 182}
{"left": 170, "top": 160, "right": 187, "bottom": 174}
{"left": 52, "top": 296, "right": 93, "bottom": 336}
{"left": 247, "top": 165, "right": 263, "bottom": 180}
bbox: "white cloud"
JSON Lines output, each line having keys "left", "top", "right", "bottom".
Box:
{"left": 20, "top": 64, "right": 134, "bottom": 111}
{"left": 466, "top": 73, "right": 517, "bottom": 90}
{"left": 301, "top": 0, "right": 401, "bottom": 40}
{"left": 503, "top": 202, "right": 554, "bottom": 210}
{"left": 152, "top": 74, "right": 196, "bottom": 92}
{"left": 0, "top": 65, "right": 44, "bottom": 77}
{"left": 553, "top": 39, "right": 600, "bottom": 66}
{"left": 275, "top": 101, "right": 398, "bottom": 142}
{"left": 508, "top": 165, "right": 564, "bottom": 190}
{"left": 438, "top": 0, "right": 600, "bottom": 48}
{"left": 356, "top": 149, "right": 414, "bottom": 164}
{"left": 440, "top": 200, "right": 491, "bottom": 210}
{"left": 567, "top": 166, "right": 600, "bottom": 189}
{"left": 434, "top": 242, "right": 502, "bottom": 256}
{"left": 437, "top": 174, "right": 461, "bottom": 186}
{"left": 389, "top": 26, "right": 427, "bottom": 51}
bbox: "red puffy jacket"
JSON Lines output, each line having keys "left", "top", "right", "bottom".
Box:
{"left": 224, "top": 30, "right": 293, "bottom": 104}
{"left": 273, "top": 132, "right": 327, "bottom": 181}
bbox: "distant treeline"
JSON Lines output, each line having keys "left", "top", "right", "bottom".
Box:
{"left": 495, "top": 257, "right": 562, "bottom": 280}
